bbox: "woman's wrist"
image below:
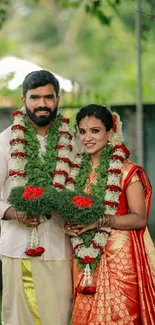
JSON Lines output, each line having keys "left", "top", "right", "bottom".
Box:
{"left": 97, "top": 214, "right": 117, "bottom": 228}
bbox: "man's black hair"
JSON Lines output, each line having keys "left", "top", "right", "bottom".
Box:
{"left": 22, "top": 70, "right": 60, "bottom": 97}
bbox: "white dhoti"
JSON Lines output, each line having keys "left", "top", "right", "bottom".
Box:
{"left": 2, "top": 257, "right": 73, "bottom": 325}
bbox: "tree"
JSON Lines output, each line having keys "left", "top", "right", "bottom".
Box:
{"left": 0, "top": 0, "right": 155, "bottom": 31}
{"left": 57, "top": 0, "right": 155, "bottom": 33}
{"left": 0, "top": 0, "right": 10, "bottom": 28}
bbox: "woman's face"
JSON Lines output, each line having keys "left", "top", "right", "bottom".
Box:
{"left": 79, "top": 116, "right": 111, "bottom": 156}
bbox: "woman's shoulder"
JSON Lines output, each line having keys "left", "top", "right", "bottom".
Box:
{"left": 122, "top": 159, "right": 139, "bottom": 170}
{"left": 121, "top": 159, "right": 143, "bottom": 187}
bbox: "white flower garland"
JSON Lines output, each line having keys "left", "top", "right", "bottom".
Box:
{"left": 9, "top": 108, "right": 72, "bottom": 253}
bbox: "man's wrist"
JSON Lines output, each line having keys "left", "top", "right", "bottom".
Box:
{"left": 2, "top": 207, "right": 17, "bottom": 221}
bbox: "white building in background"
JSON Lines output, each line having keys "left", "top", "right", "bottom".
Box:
{"left": 0, "top": 56, "right": 73, "bottom": 92}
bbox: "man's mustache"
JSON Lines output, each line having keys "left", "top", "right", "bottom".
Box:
{"left": 34, "top": 107, "right": 51, "bottom": 113}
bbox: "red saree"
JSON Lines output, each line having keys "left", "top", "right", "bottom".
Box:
{"left": 72, "top": 160, "right": 155, "bottom": 325}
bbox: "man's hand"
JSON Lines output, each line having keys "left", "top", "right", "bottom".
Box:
{"left": 3, "top": 207, "right": 40, "bottom": 227}
{"left": 18, "top": 214, "right": 41, "bottom": 227}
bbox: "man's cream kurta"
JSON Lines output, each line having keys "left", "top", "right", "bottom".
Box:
{"left": 0, "top": 126, "right": 73, "bottom": 325}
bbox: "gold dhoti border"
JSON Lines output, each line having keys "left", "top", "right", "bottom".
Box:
{"left": 22, "top": 259, "right": 42, "bottom": 325}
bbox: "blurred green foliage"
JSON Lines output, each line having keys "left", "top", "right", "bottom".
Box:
{"left": 0, "top": 0, "right": 155, "bottom": 108}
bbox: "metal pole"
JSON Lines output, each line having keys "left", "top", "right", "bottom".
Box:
{"left": 136, "top": 0, "right": 144, "bottom": 166}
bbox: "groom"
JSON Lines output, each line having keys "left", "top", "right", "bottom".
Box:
{"left": 0, "top": 70, "right": 73, "bottom": 325}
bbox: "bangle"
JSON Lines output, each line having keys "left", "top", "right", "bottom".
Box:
{"left": 102, "top": 214, "right": 110, "bottom": 227}
{"left": 15, "top": 211, "right": 20, "bottom": 222}
{"left": 97, "top": 216, "right": 103, "bottom": 229}
{"left": 62, "top": 223, "right": 68, "bottom": 234}
{"left": 15, "top": 211, "right": 27, "bottom": 223}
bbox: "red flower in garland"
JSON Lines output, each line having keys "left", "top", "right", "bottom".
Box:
{"left": 35, "top": 247, "right": 45, "bottom": 256}
{"left": 12, "top": 111, "right": 24, "bottom": 117}
{"left": 53, "top": 170, "right": 68, "bottom": 178}
{"left": 51, "top": 182, "right": 65, "bottom": 189}
{"left": 80, "top": 256, "right": 95, "bottom": 264}
{"left": 72, "top": 196, "right": 94, "bottom": 208}
{"left": 10, "top": 138, "right": 27, "bottom": 145}
{"left": 112, "top": 114, "right": 117, "bottom": 132}
{"left": 106, "top": 185, "right": 121, "bottom": 191}
{"left": 76, "top": 284, "right": 96, "bottom": 295}
{"left": 67, "top": 177, "right": 76, "bottom": 184}
{"left": 11, "top": 152, "right": 27, "bottom": 158}
{"left": 103, "top": 200, "right": 118, "bottom": 207}
{"left": 25, "top": 248, "right": 36, "bottom": 256}
{"left": 70, "top": 163, "right": 80, "bottom": 169}
{"left": 59, "top": 131, "right": 72, "bottom": 139}
{"left": 114, "top": 144, "right": 130, "bottom": 159}
{"left": 22, "top": 186, "right": 44, "bottom": 200}
{"left": 25, "top": 247, "right": 45, "bottom": 256}
{"left": 11, "top": 124, "right": 26, "bottom": 132}
{"left": 61, "top": 118, "right": 69, "bottom": 124}
{"left": 9, "top": 170, "right": 26, "bottom": 177}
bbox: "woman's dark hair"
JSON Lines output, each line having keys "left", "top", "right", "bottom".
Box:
{"left": 76, "top": 104, "right": 113, "bottom": 131}
{"left": 22, "top": 70, "right": 60, "bottom": 97}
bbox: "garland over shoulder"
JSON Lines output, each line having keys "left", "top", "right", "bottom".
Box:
{"left": 8, "top": 109, "right": 72, "bottom": 256}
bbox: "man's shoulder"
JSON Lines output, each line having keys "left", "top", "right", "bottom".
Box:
{"left": 0, "top": 126, "right": 12, "bottom": 148}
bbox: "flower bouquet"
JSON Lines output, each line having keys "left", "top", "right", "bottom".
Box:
{"left": 8, "top": 185, "right": 58, "bottom": 256}
{"left": 55, "top": 189, "right": 111, "bottom": 294}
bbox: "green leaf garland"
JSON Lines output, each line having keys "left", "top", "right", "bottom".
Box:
{"left": 74, "top": 145, "right": 113, "bottom": 245}
{"left": 74, "top": 144, "right": 113, "bottom": 198}
{"left": 24, "top": 114, "right": 62, "bottom": 187}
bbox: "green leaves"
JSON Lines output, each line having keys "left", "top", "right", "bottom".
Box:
{"left": 8, "top": 185, "right": 58, "bottom": 217}
{"left": 85, "top": 0, "right": 111, "bottom": 25}
{"left": 24, "top": 114, "right": 62, "bottom": 187}
{"left": 75, "top": 144, "right": 113, "bottom": 201}
{"left": 55, "top": 189, "right": 104, "bottom": 225}
{"left": 0, "top": 0, "right": 10, "bottom": 29}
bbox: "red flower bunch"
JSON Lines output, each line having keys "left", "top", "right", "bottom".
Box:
{"left": 22, "top": 186, "right": 44, "bottom": 200}
{"left": 80, "top": 256, "right": 95, "bottom": 264}
{"left": 25, "top": 247, "right": 45, "bottom": 257}
{"left": 72, "top": 195, "right": 94, "bottom": 208}
{"left": 76, "top": 285, "right": 96, "bottom": 295}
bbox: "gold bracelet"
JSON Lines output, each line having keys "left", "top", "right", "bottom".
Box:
{"left": 14, "top": 211, "right": 19, "bottom": 222}
{"left": 15, "top": 211, "right": 27, "bottom": 223}
{"left": 62, "top": 224, "right": 68, "bottom": 234}
{"left": 103, "top": 214, "right": 110, "bottom": 227}
{"left": 97, "top": 216, "right": 103, "bottom": 229}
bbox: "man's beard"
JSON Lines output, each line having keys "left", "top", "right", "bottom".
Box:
{"left": 25, "top": 105, "right": 58, "bottom": 127}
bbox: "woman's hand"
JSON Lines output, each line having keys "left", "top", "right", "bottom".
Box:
{"left": 63, "top": 223, "right": 81, "bottom": 236}
{"left": 70, "top": 221, "right": 97, "bottom": 235}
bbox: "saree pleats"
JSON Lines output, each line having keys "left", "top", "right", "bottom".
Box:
{"left": 72, "top": 160, "right": 155, "bottom": 325}
{"left": 72, "top": 231, "right": 141, "bottom": 325}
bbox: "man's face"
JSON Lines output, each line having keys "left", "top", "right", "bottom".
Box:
{"left": 22, "top": 84, "right": 60, "bottom": 127}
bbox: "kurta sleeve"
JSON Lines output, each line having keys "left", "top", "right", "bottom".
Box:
{"left": 0, "top": 149, "right": 11, "bottom": 219}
